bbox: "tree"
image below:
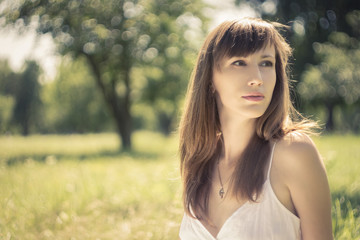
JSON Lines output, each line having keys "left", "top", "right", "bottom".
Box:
{"left": 1, "top": 0, "right": 206, "bottom": 149}
{"left": 136, "top": 11, "right": 205, "bottom": 134}
{"left": 298, "top": 32, "right": 360, "bottom": 131}
{"left": 41, "top": 57, "right": 114, "bottom": 133}
{"left": 11, "top": 60, "right": 42, "bottom": 135}
{"left": 0, "top": 59, "right": 18, "bottom": 134}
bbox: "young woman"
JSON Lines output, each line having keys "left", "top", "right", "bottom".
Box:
{"left": 178, "top": 18, "right": 333, "bottom": 240}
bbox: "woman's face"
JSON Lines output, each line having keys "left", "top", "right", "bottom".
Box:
{"left": 212, "top": 44, "right": 276, "bottom": 120}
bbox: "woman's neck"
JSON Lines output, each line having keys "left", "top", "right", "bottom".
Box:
{"left": 219, "top": 112, "right": 256, "bottom": 166}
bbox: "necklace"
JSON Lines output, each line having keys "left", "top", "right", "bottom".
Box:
{"left": 217, "top": 160, "right": 232, "bottom": 199}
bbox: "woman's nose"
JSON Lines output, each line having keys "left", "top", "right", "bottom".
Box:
{"left": 248, "top": 66, "right": 263, "bottom": 86}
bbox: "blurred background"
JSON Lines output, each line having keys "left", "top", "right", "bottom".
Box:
{"left": 0, "top": 0, "right": 359, "bottom": 239}
{"left": 0, "top": 0, "right": 359, "bottom": 142}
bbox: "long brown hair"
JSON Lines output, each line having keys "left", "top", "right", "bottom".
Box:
{"left": 179, "top": 18, "right": 316, "bottom": 220}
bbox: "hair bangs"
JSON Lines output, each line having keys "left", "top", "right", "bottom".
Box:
{"left": 212, "top": 20, "right": 276, "bottom": 67}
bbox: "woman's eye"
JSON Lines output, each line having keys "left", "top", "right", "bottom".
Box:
{"left": 232, "top": 60, "right": 246, "bottom": 66}
{"left": 260, "top": 61, "right": 274, "bottom": 67}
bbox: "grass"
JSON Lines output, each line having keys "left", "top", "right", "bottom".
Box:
{"left": 315, "top": 135, "right": 360, "bottom": 239}
{"left": 0, "top": 132, "right": 359, "bottom": 239}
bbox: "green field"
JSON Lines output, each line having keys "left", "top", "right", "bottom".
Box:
{"left": 0, "top": 132, "right": 359, "bottom": 239}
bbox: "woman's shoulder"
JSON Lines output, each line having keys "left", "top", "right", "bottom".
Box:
{"left": 272, "top": 133, "right": 333, "bottom": 239}
{"left": 272, "top": 131, "right": 326, "bottom": 180}
{"left": 275, "top": 131, "right": 319, "bottom": 158}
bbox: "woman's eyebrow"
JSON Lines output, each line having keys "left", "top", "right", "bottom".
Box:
{"left": 261, "top": 54, "right": 275, "bottom": 59}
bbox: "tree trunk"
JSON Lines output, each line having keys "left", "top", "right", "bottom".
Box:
{"left": 22, "top": 118, "right": 29, "bottom": 136}
{"left": 325, "top": 103, "right": 334, "bottom": 131}
{"left": 114, "top": 102, "right": 132, "bottom": 150}
{"left": 105, "top": 95, "right": 132, "bottom": 150}
{"left": 158, "top": 111, "right": 172, "bottom": 136}
{"left": 86, "top": 55, "right": 132, "bottom": 150}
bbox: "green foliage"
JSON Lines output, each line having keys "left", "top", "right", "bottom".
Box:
{"left": 299, "top": 32, "right": 360, "bottom": 131}
{"left": 0, "top": 59, "right": 17, "bottom": 95}
{"left": 0, "top": 133, "right": 359, "bottom": 239}
{"left": 41, "top": 57, "right": 114, "bottom": 133}
{"left": 0, "top": 60, "right": 17, "bottom": 134}
{"left": 259, "top": 1, "right": 360, "bottom": 79}
{"left": 299, "top": 33, "right": 360, "bottom": 105}
{"left": 0, "top": 60, "right": 42, "bottom": 135}
{"left": 1, "top": 0, "right": 208, "bottom": 148}
{"left": 0, "top": 95, "right": 14, "bottom": 134}
{"left": 11, "top": 61, "right": 42, "bottom": 135}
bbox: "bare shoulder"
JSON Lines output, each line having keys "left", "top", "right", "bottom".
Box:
{"left": 273, "top": 132, "right": 333, "bottom": 239}
{"left": 276, "top": 131, "right": 317, "bottom": 154}
{"left": 274, "top": 132, "right": 325, "bottom": 174}
{"left": 272, "top": 132, "right": 328, "bottom": 194}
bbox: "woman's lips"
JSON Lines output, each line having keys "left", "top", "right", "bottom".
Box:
{"left": 242, "top": 93, "right": 265, "bottom": 102}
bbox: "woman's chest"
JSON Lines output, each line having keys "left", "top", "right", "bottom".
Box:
{"left": 200, "top": 183, "right": 249, "bottom": 237}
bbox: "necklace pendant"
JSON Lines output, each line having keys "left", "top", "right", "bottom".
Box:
{"left": 219, "top": 187, "right": 225, "bottom": 199}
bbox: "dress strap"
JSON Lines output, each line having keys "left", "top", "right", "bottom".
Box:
{"left": 266, "top": 141, "right": 277, "bottom": 180}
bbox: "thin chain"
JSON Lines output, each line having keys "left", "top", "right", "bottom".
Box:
{"left": 217, "top": 160, "right": 223, "bottom": 184}
{"left": 217, "top": 159, "right": 232, "bottom": 199}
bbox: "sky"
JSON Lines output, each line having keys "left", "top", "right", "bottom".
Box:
{"left": 0, "top": 0, "right": 259, "bottom": 80}
{"left": 0, "top": 27, "right": 58, "bottom": 79}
